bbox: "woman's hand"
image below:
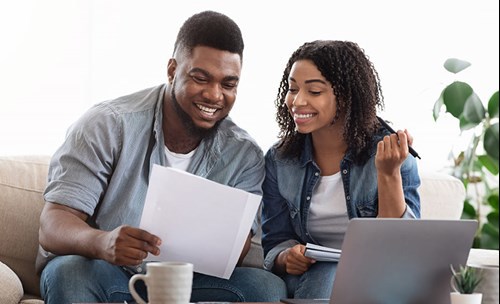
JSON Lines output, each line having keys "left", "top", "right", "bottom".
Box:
{"left": 277, "top": 244, "right": 316, "bottom": 275}
{"left": 375, "top": 129, "right": 413, "bottom": 218}
{"left": 375, "top": 129, "right": 411, "bottom": 175}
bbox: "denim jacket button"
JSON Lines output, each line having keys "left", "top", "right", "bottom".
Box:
{"left": 342, "top": 169, "right": 348, "bottom": 174}
{"left": 315, "top": 172, "right": 319, "bottom": 176}
{"left": 306, "top": 196, "right": 311, "bottom": 200}
{"left": 346, "top": 195, "right": 350, "bottom": 201}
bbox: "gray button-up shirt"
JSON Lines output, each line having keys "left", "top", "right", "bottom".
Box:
{"left": 38, "top": 84, "right": 265, "bottom": 273}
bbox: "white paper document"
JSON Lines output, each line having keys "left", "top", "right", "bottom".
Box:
{"left": 304, "top": 243, "right": 342, "bottom": 262}
{"left": 139, "top": 164, "right": 261, "bottom": 279}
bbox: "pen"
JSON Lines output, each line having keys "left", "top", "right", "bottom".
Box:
{"left": 376, "top": 116, "right": 421, "bottom": 159}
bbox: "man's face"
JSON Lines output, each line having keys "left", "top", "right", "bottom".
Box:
{"left": 167, "top": 46, "right": 242, "bottom": 132}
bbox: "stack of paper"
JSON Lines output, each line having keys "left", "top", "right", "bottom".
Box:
{"left": 139, "top": 165, "right": 261, "bottom": 279}
{"left": 304, "top": 243, "right": 342, "bottom": 262}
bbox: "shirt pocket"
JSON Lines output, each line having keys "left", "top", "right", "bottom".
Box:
{"left": 355, "top": 193, "right": 378, "bottom": 217}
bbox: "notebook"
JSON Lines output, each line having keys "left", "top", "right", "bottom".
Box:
{"left": 280, "top": 218, "right": 477, "bottom": 304}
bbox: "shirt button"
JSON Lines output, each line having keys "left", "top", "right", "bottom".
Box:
{"left": 346, "top": 196, "right": 350, "bottom": 201}
{"left": 342, "top": 169, "right": 348, "bottom": 174}
{"left": 306, "top": 196, "right": 311, "bottom": 200}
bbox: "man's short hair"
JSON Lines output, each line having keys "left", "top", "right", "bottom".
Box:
{"left": 173, "top": 10, "right": 244, "bottom": 60}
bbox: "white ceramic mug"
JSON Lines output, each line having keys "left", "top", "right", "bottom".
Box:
{"left": 129, "top": 261, "right": 193, "bottom": 304}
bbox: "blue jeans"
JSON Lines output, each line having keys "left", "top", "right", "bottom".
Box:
{"left": 284, "top": 262, "right": 337, "bottom": 299}
{"left": 40, "top": 255, "right": 287, "bottom": 303}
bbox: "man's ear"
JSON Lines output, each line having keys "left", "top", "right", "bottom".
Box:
{"left": 167, "top": 58, "right": 177, "bottom": 84}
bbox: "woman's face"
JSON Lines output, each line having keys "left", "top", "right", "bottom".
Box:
{"left": 285, "top": 59, "right": 338, "bottom": 134}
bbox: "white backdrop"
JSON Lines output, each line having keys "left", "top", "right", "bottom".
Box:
{"left": 1, "top": 0, "right": 498, "bottom": 173}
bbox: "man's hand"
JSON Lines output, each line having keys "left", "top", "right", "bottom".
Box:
{"left": 276, "top": 244, "right": 315, "bottom": 275}
{"left": 237, "top": 232, "right": 252, "bottom": 266}
{"left": 39, "top": 202, "right": 161, "bottom": 266}
{"left": 98, "top": 225, "right": 161, "bottom": 266}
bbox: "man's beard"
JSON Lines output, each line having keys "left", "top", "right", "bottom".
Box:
{"left": 170, "top": 80, "right": 225, "bottom": 139}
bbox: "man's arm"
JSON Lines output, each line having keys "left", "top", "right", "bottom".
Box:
{"left": 39, "top": 202, "right": 162, "bottom": 266}
{"left": 237, "top": 232, "right": 252, "bottom": 266}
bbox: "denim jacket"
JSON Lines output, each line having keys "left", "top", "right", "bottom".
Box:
{"left": 261, "top": 131, "right": 421, "bottom": 271}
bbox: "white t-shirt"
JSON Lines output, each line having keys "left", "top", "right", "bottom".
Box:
{"left": 307, "top": 172, "right": 349, "bottom": 249}
{"left": 164, "top": 145, "right": 196, "bottom": 171}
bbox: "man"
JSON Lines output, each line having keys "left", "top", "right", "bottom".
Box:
{"left": 37, "top": 10, "right": 286, "bottom": 303}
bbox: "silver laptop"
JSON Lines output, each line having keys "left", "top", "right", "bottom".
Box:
{"left": 281, "top": 218, "right": 477, "bottom": 304}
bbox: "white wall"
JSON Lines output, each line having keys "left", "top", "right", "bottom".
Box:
{"left": 1, "top": 0, "right": 498, "bottom": 173}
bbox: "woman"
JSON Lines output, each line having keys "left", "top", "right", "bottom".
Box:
{"left": 261, "top": 40, "right": 421, "bottom": 298}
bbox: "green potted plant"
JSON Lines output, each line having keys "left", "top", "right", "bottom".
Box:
{"left": 434, "top": 58, "right": 499, "bottom": 250}
{"left": 450, "top": 264, "right": 483, "bottom": 304}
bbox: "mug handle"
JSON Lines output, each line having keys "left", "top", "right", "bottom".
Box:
{"left": 129, "top": 274, "right": 148, "bottom": 304}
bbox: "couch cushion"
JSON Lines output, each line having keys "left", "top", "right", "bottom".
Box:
{"left": 20, "top": 300, "right": 45, "bottom": 304}
{"left": 419, "top": 171, "right": 465, "bottom": 219}
{"left": 0, "top": 155, "right": 51, "bottom": 297}
{"left": 0, "top": 261, "right": 24, "bottom": 304}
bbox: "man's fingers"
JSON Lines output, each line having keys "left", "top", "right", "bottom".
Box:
{"left": 125, "top": 226, "right": 161, "bottom": 247}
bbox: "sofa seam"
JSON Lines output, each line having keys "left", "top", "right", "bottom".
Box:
{"left": 0, "top": 183, "right": 45, "bottom": 193}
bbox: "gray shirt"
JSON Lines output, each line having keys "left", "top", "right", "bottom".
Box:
{"left": 38, "top": 84, "right": 265, "bottom": 273}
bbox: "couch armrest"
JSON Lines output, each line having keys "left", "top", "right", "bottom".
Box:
{"left": 0, "top": 155, "right": 50, "bottom": 297}
{"left": 0, "top": 261, "right": 23, "bottom": 304}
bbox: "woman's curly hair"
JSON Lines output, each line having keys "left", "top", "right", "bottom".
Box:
{"left": 275, "top": 40, "right": 384, "bottom": 164}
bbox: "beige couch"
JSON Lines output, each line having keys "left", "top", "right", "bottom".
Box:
{"left": 0, "top": 155, "right": 494, "bottom": 303}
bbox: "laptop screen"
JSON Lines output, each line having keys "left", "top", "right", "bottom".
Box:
{"left": 280, "top": 218, "right": 477, "bottom": 304}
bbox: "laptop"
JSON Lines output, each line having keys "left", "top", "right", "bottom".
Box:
{"left": 280, "top": 218, "right": 477, "bottom": 304}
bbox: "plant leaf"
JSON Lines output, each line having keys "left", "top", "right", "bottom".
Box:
{"left": 481, "top": 223, "right": 500, "bottom": 250}
{"left": 462, "top": 200, "right": 476, "bottom": 218}
{"left": 483, "top": 223, "right": 499, "bottom": 237}
{"left": 443, "top": 58, "right": 471, "bottom": 74}
{"left": 463, "top": 92, "right": 485, "bottom": 123}
{"left": 443, "top": 81, "right": 473, "bottom": 118}
{"left": 450, "top": 264, "right": 483, "bottom": 293}
{"left": 484, "top": 123, "right": 499, "bottom": 160}
{"left": 486, "top": 211, "right": 499, "bottom": 230}
{"left": 434, "top": 91, "right": 445, "bottom": 121}
{"left": 487, "top": 192, "right": 499, "bottom": 211}
{"left": 471, "top": 158, "right": 485, "bottom": 173}
{"left": 478, "top": 154, "right": 499, "bottom": 175}
{"left": 488, "top": 91, "right": 499, "bottom": 118}
{"left": 473, "top": 235, "right": 481, "bottom": 248}
{"left": 459, "top": 114, "right": 477, "bottom": 131}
